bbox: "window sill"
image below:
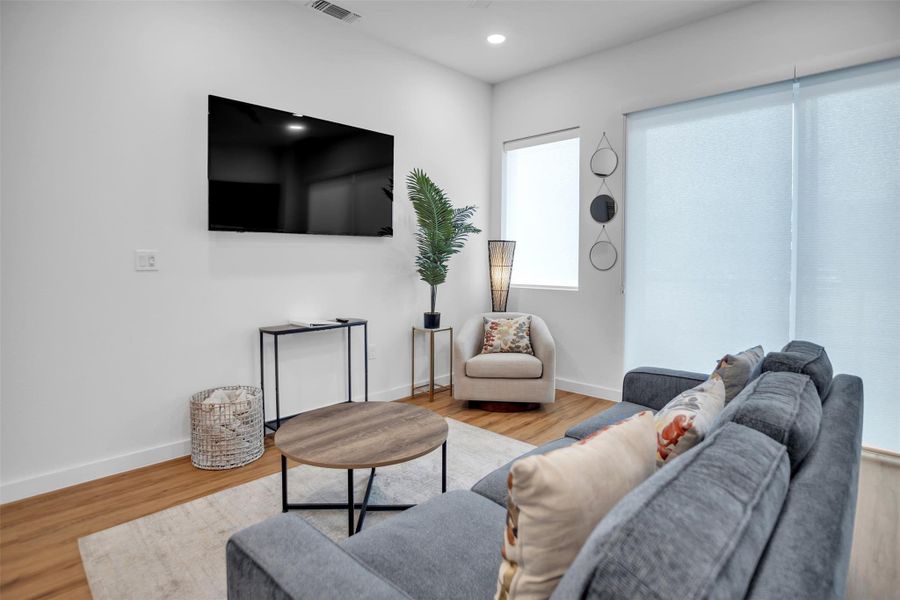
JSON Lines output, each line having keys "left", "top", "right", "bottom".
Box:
{"left": 511, "top": 284, "right": 579, "bottom": 292}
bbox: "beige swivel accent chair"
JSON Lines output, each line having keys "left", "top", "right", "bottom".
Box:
{"left": 452, "top": 312, "right": 556, "bottom": 407}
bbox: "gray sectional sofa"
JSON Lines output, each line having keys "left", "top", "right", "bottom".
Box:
{"left": 227, "top": 341, "right": 863, "bottom": 600}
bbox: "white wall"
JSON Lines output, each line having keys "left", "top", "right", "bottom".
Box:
{"left": 491, "top": 1, "right": 900, "bottom": 400}
{"left": 0, "top": 1, "right": 491, "bottom": 502}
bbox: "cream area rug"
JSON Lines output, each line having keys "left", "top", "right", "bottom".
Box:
{"left": 79, "top": 418, "right": 533, "bottom": 600}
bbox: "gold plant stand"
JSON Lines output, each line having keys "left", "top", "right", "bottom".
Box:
{"left": 411, "top": 326, "right": 453, "bottom": 401}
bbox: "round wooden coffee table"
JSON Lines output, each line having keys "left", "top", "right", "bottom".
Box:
{"left": 274, "top": 401, "right": 448, "bottom": 536}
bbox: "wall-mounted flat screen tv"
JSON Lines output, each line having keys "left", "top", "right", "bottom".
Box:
{"left": 208, "top": 95, "right": 394, "bottom": 236}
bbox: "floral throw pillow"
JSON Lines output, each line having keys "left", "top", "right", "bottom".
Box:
{"left": 655, "top": 374, "right": 726, "bottom": 467}
{"left": 482, "top": 315, "right": 534, "bottom": 355}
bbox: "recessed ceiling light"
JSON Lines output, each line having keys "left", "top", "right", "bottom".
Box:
{"left": 287, "top": 124, "right": 306, "bottom": 131}
{"left": 487, "top": 33, "right": 506, "bottom": 45}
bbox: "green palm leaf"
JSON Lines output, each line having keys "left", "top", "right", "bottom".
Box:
{"left": 407, "top": 169, "right": 482, "bottom": 311}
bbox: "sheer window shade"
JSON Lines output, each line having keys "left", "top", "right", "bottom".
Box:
{"left": 502, "top": 131, "right": 580, "bottom": 289}
{"left": 794, "top": 60, "right": 900, "bottom": 452}
{"left": 624, "top": 83, "right": 795, "bottom": 371}
{"left": 625, "top": 58, "right": 900, "bottom": 451}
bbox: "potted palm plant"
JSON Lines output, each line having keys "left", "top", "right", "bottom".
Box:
{"left": 407, "top": 168, "right": 481, "bottom": 328}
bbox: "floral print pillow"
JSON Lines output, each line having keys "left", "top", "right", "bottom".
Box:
{"left": 482, "top": 315, "right": 534, "bottom": 355}
{"left": 655, "top": 374, "right": 726, "bottom": 467}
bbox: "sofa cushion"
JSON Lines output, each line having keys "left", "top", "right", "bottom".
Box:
{"left": 341, "top": 490, "right": 505, "bottom": 600}
{"left": 762, "top": 340, "right": 833, "bottom": 397}
{"left": 565, "top": 401, "right": 651, "bottom": 440}
{"left": 746, "top": 374, "right": 863, "bottom": 600}
{"left": 466, "top": 352, "right": 543, "bottom": 379}
{"left": 471, "top": 438, "right": 574, "bottom": 506}
{"left": 496, "top": 411, "right": 656, "bottom": 600}
{"left": 713, "top": 345, "right": 764, "bottom": 402}
{"left": 714, "top": 371, "right": 822, "bottom": 470}
{"left": 227, "top": 514, "right": 413, "bottom": 600}
{"left": 551, "top": 423, "right": 790, "bottom": 600}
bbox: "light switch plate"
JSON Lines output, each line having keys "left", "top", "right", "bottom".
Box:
{"left": 135, "top": 250, "right": 159, "bottom": 271}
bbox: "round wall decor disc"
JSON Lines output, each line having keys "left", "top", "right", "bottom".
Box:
{"left": 590, "top": 194, "right": 617, "bottom": 223}
{"left": 589, "top": 240, "right": 618, "bottom": 271}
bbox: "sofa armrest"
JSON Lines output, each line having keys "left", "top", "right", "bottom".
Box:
{"left": 622, "top": 367, "right": 708, "bottom": 411}
{"left": 227, "top": 514, "right": 413, "bottom": 600}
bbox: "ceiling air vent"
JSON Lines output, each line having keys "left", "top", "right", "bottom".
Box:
{"left": 307, "top": 0, "right": 361, "bottom": 23}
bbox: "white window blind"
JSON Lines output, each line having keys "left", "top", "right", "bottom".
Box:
{"left": 624, "top": 83, "right": 795, "bottom": 371}
{"left": 794, "top": 60, "right": 900, "bottom": 452}
{"left": 502, "top": 130, "right": 580, "bottom": 289}
{"left": 625, "top": 58, "right": 900, "bottom": 452}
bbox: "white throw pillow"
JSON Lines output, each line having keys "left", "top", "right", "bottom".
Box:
{"left": 655, "top": 374, "right": 726, "bottom": 467}
{"left": 495, "top": 411, "right": 656, "bottom": 600}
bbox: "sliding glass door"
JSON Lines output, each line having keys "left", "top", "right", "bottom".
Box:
{"left": 625, "top": 58, "right": 899, "bottom": 451}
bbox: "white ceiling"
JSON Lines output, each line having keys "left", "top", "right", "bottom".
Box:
{"left": 332, "top": 0, "right": 757, "bottom": 83}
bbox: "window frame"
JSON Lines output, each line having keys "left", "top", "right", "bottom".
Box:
{"left": 500, "top": 127, "right": 581, "bottom": 291}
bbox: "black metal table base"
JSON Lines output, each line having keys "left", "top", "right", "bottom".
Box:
{"left": 260, "top": 320, "right": 368, "bottom": 434}
{"left": 281, "top": 441, "right": 447, "bottom": 537}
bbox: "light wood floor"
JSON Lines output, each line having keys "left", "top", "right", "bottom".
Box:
{"left": 0, "top": 389, "right": 612, "bottom": 599}
{"left": 847, "top": 450, "right": 900, "bottom": 600}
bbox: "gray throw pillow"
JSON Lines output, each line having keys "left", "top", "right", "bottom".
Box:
{"left": 714, "top": 345, "right": 764, "bottom": 403}
{"left": 714, "top": 371, "right": 822, "bottom": 470}
{"left": 762, "top": 340, "right": 833, "bottom": 398}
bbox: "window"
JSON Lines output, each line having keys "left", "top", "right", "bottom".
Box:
{"left": 793, "top": 60, "right": 900, "bottom": 453}
{"left": 624, "top": 82, "right": 795, "bottom": 371}
{"left": 625, "top": 58, "right": 899, "bottom": 452}
{"left": 502, "top": 129, "right": 580, "bottom": 289}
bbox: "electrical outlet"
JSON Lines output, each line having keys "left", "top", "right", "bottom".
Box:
{"left": 369, "top": 344, "right": 377, "bottom": 360}
{"left": 135, "top": 250, "right": 159, "bottom": 271}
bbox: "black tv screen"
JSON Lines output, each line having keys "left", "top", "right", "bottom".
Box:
{"left": 208, "top": 95, "right": 393, "bottom": 236}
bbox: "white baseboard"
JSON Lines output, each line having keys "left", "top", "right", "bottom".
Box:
{"left": 556, "top": 377, "right": 622, "bottom": 402}
{"left": 0, "top": 438, "right": 192, "bottom": 504}
{"left": 353, "top": 374, "right": 452, "bottom": 402}
{"left": 862, "top": 446, "right": 900, "bottom": 467}
{"left": 1, "top": 377, "right": 455, "bottom": 505}
{"left": 376, "top": 374, "right": 618, "bottom": 403}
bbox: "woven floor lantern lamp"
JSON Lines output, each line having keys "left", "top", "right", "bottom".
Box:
{"left": 488, "top": 240, "right": 516, "bottom": 312}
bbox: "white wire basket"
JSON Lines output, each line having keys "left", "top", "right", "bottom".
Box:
{"left": 190, "top": 385, "right": 264, "bottom": 470}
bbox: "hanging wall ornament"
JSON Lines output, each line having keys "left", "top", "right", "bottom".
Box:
{"left": 589, "top": 226, "right": 618, "bottom": 271}
{"left": 590, "top": 131, "right": 619, "bottom": 177}
{"left": 588, "top": 133, "right": 619, "bottom": 271}
{"left": 589, "top": 178, "right": 618, "bottom": 224}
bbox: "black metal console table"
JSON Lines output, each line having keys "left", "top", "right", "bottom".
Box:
{"left": 259, "top": 318, "right": 368, "bottom": 433}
